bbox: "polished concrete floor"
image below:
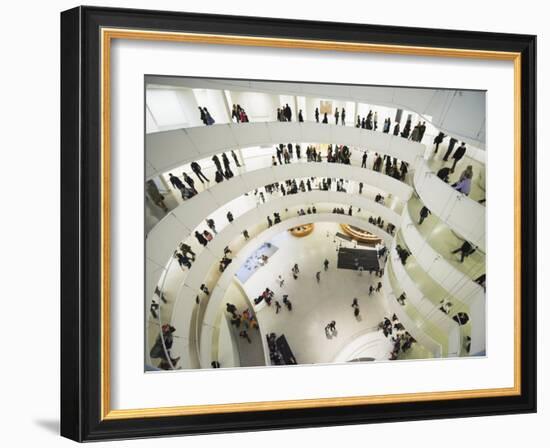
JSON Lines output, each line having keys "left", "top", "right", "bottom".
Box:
{"left": 237, "top": 222, "right": 401, "bottom": 365}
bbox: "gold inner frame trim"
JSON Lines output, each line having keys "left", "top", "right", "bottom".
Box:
{"left": 100, "top": 27, "right": 522, "bottom": 420}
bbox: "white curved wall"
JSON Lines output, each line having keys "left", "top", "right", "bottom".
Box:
{"left": 145, "top": 121, "right": 425, "bottom": 179}
{"left": 414, "top": 159, "right": 486, "bottom": 251}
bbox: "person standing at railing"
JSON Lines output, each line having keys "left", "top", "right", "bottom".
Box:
{"left": 203, "top": 107, "right": 215, "bottom": 125}
{"left": 198, "top": 106, "right": 207, "bottom": 125}
{"left": 178, "top": 242, "right": 196, "bottom": 260}
{"left": 182, "top": 172, "right": 198, "bottom": 194}
{"left": 174, "top": 251, "right": 192, "bottom": 270}
{"left": 283, "top": 103, "right": 292, "bottom": 121}
{"left": 442, "top": 137, "right": 458, "bottom": 162}
{"left": 168, "top": 173, "right": 185, "bottom": 192}
{"left": 191, "top": 161, "right": 209, "bottom": 183}
{"left": 433, "top": 131, "right": 446, "bottom": 153}
{"left": 231, "top": 104, "right": 240, "bottom": 123}
{"left": 393, "top": 121, "right": 400, "bottom": 136}
{"left": 450, "top": 142, "right": 467, "bottom": 172}
{"left": 418, "top": 206, "right": 431, "bottom": 225}
{"left": 451, "top": 240, "right": 476, "bottom": 263}
{"left": 230, "top": 149, "right": 241, "bottom": 167}
{"left": 195, "top": 230, "right": 208, "bottom": 247}
{"left": 212, "top": 154, "right": 222, "bottom": 172}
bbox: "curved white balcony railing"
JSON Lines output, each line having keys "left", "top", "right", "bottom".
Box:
{"left": 147, "top": 191, "right": 400, "bottom": 368}
{"left": 195, "top": 213, "right": 394, "bottom": 368}
{"left": 147, "top": 162, "right": 411, "bottom": 271}
{"left": 146, "top": 121, "right": 426, "bottom": 179}
{"left": 381, "top": 266, "right": 443, "bottom": 358}
{"left": 332, "top": 330, "right": 394, "bottom": 363}
{"left": 388, "top": 244, "right": 459, "bottom": 337}
{"left": 148, "top": 190, "right": 399, "bottom": 338}
{"left": 400, "top": 202, "right": 485, "bottom": 305}
{"left": 413, "top": 159, "right": 485, "bottom": 252}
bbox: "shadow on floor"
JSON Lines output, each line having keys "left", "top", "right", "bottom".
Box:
{"left": 33, "top": 419, "right": 59, "bottom": 435}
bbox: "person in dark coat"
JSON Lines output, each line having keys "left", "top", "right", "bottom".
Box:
{"left": 451, "top": 240, "right": 476, "bottom": 262}
{"left": 212, "top": 154, "right": 223, "bottom": 172}
{"left": 443, "top": 137, "right": 458, "bottom": 161}
{"left": 182, "top": 172, "right": 197, "bottom": 193}
{"left": 198, "top": 106, "right": 207, "bottom": 125}
{"left": 168, "top": 173, "right": 185, "bottom": 191}
{"left": 393, "top": 122, "right": 400, "bottom": 136}
{"left": 322, "top": 112, "right": 328, "bottom": 124}
{"left": 437, "top": 166, "right": 452, "bottom": 183}
{"left": 361, "top": 151, "right": 368, "bottom": 168}
{"left": 451, "top": 142, "right": 467, "bottom": 171}
{"left": 230, "top": 150, "right": 241, "bottom": 167}
{"left": 195, "top": 230, "right": 208, "bottom": 246}
{"left": 191, "top": 161, "right": 209, "bottom": 183}
{"left": 418, "top": 206, "right": 431, "bottom": 225}
{"left": 433, "top": 132, "right": 446, "bottom": 153}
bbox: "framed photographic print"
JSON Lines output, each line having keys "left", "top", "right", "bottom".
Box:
{"left": 60, "top": 6, "right": 537, "bottom": 441}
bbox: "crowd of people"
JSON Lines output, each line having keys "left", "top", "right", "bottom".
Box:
{"left": 378, "top": 315, "right": 417, "bottom": 360}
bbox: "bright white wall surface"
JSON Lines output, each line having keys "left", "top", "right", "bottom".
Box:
{"left": 146, "top": 121, "right": 426, "bottom": 178}
{"left": 229, "top": 90, "right": 279, "bottom": 121}
{"left": 4, "top": 1, "right": 545, "bottom": 448}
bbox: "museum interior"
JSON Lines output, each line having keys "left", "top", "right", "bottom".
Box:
{"left": 144, "top": 78, "right": 487, "bottom": 371}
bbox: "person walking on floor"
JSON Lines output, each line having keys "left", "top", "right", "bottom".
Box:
{"left": 324, "top": 259, "right": 329, "bottom": 271}
{"left": 315, "top": 271, "right": 321, "bottom": 283}
{"left": 278, "top": 275, "right": 285, "bottom": 287}
{"left": 275, "top": 300, "right": 282, "bottom": 314}
{"left": 282, "top": 295, "right": 292, "bottom": 311}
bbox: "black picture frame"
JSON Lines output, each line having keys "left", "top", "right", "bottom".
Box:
{"left": 61, "top": 5, "right": 536, "bottom": 442}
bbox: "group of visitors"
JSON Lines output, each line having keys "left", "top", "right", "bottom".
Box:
{"left": 277, "top": 104, "right": 293, "bottom": 122}
{"left": 231, "top": 104, "right": 249, "bottom": 123}
{"left": 226, "top": 303, "right": 260, "bottom": 335}
{"left": 150, "top": 324, "right": 180, "bottom": 369}
{"left": 378, "top": 315, "right": 417, "bottom": 360}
